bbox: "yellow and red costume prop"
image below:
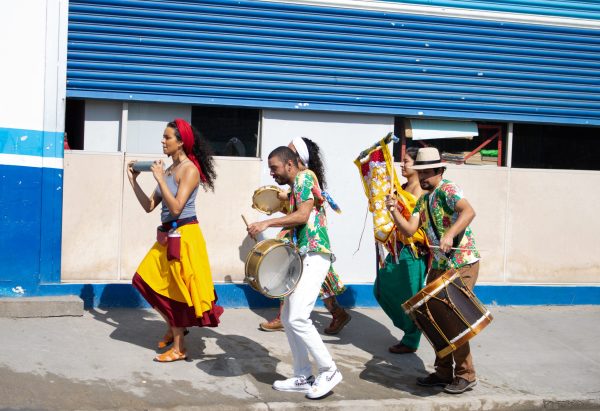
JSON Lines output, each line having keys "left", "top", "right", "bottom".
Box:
{"left": 354, "top": 134, "right": 427, "bottom": 267}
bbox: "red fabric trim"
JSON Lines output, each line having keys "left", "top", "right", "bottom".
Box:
{"left": 360, "top": 148, "right": 385, "bottom": 176}
{"left": 132, "top": 273, "right": 223, "bottom": 328}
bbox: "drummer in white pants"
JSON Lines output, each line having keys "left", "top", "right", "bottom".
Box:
{"left": 247, "top": 146, "right": 342, "bottom": 399}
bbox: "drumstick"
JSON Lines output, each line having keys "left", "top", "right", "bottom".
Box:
{"left": 241, "top": 214, "right": 258, "bottom": 242}
{"left": 428, "top": 245, "right": 485, "bottom": 251}
{"left": 241, "top": 214, "right": 250, "bottom": 227}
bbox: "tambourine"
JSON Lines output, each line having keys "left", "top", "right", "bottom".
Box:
{"left": 252, "top": 185, "right": 286, "bottom": 215}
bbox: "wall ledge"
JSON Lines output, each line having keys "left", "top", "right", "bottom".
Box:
{"left": 0, "top": 283, "right": 595, "bottom": 309}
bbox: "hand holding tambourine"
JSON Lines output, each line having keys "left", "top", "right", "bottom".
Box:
{"left": 252, "top": 185, "right": 288, "bottom": 215}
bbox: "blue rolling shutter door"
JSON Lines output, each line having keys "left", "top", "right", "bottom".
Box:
{"left": 380, "top": 0, "right": 600, "bottom": 21}
{"left": 67, "top": 0, "right": 600, "bottom": 126}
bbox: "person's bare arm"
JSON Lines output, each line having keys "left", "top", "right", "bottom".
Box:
{"left": 247, "top": 199, "right": 313, "bottom": 238}
{"left": 385, "top": 194, "right": 420, "bottom": 236}
{"left": 439, "top": 198, "right": 475, "bottom": 252}
{"left": 127, "top": 161, "right": 162, "bottom": 212}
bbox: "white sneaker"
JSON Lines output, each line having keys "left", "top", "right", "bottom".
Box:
{"left": 306, "top": 367, "right": 342, "bottom": 399}
{"left": 272, "top": 375, "right": 315, "bottom": 393}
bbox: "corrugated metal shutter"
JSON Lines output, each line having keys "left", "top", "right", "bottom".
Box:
{"left": 381, "top": 0, "right": 600, "bottom": 21}
{"left": 67, "top": 0, "right": 600, "bottom": 126}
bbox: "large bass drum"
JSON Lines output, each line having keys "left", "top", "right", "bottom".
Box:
{"left": 245, "top": 239, "right": 303, "bottom": 298}
{"left": 402, "top": 269, "right": 493, "bottom": 358}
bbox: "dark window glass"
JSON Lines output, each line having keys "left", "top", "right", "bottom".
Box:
{"left": 511, "top": 123, "right": 600, "bottom": 171}
{"left": 191, "top": 106, "right": 259, "bottom": 157}
{"left": 64, "top": 98, "right": 85, "bottom": 150}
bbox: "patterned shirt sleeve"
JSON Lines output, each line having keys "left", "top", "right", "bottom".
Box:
{"left": 441, "top": 181, "right": 464, "bottom": 211}
{"left": 294, "top": 171, "right": 316, "bottom": 205}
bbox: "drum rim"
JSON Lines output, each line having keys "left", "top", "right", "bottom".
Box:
{"left": 436, "top": 313, "right": 493, "bottom": 358}
{"left": 402, "top": 269, "right": 459, "bottom": 313}
{"left": 244, "top": 239, "right": 303, "bottom": 298}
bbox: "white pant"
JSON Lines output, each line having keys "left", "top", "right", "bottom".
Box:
{"left": 281, "top": 252, "right": 335, "bottom": 378}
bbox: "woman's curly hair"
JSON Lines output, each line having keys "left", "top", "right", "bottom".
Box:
{"left": 168, "top": 121, "right": 217, "bottom": 191}
{"left": 405, "top": 146, "right": 419, "bottom": 161}
{"left": 302, "top": 137, "right": 327, "bottom": 190}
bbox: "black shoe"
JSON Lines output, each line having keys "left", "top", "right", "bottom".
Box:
{"left": 443, "top": 377, "right": 477, "bottom": 394}
{"left": 388, "top": 343, "right": 417, "bottom": 354}
{"left": 416, "top": 373, "right": 452, "bottom": 387}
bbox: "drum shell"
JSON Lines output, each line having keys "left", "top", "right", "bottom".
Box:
{"left": 244, "top": 239, "right": 302, "bottom": 298}
{"left": 402, "top": 270, "right": 493, "bottom": 358}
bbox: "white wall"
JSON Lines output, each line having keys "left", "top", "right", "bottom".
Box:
{"left": 0, "top": 0, "right": 67, "bottom": 132}
{"left": 259, "top": 110, "right": 394, "bottom": 283}
{"left": 61, "top": 110, "right": 600, "bottom": 286}
{"left": 84, "top": 100, "right": 122, "bottom": 152}
{"left": 127, "top": 103, "right": 191, "bottom": 154}
{"left": 505, "top": 168, "right": 600, "bottom": 283}
{"left": 62, "top": 152, "right": 262, "bottom": 282}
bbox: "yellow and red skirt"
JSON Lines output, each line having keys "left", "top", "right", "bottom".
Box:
{"left": 132, "top": 219, "right": 223, "bottom": 328}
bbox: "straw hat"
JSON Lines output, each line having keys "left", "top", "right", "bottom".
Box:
{"left": 411, "top": 147, "right": 445, "bottom": 170}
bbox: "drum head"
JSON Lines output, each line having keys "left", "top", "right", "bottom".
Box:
{"left": 252, "top": 186, "right": 284, "bottom": 215}
{"left": 257, "top": 243, "right": 302, "bottom": 297}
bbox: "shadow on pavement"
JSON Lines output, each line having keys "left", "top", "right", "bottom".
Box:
{"left": 311, "top": 287, "right": 436, "bottom": 397}
{"left": 194, "top": 328, "right": 285, "bottom": 386}
{"left": 83, "top": 283, "right": 284, "bottom": 386}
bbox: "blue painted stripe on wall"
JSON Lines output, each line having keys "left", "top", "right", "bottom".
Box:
{"left": 9, "top": 283, "right": 599, "bottom": 308}
{"left": 0, "top": 127, "right": 63, "bottom": 159}
{"left": 0, "top": 165, "right": 43, "bottom": 287}
{"left": 0, "top": 164, "right": 63, "bottom": 288}
{"left": 39, "top": 166, "right": 64, "bottom": 283}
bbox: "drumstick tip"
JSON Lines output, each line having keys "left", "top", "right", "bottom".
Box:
{"left": 241, "top": 214, "right": 249, "bottom": 227}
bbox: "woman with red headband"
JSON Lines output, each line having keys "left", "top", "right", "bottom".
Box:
{"left": 128, "top": 118, "right": 223, "bottom": 362}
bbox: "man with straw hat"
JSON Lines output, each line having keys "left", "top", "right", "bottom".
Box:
{"left": 385, "top": 146, "right": 481, "bottom": 394}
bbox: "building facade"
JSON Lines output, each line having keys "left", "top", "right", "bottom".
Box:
{"left": 1, "top": 0, "right": 599, "bottom": 306}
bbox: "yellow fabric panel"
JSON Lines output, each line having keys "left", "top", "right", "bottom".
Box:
{"left": 136, "top": 224, "right": 216, "bottom": 317}
{"left": 355, "top": 138, "right": 427, "bottom": 249}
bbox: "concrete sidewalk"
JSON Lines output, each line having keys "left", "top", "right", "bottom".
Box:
{"left": 0, "top": 306, "right": 599, "bottom": 410}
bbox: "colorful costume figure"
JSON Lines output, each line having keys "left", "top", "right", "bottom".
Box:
{"left": 355, "top": 137, "right": 428, "bottom": 351}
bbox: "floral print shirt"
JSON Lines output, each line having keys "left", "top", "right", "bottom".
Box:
{"left": 413, "top": 179, "right": 480, "bottom": 270}
{"left": 288, "top": 170, "right": 332, "bottom": 255}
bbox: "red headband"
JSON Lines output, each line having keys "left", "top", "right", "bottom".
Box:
{"left": 174, "top": 118, "right": 207, "bottom": 183}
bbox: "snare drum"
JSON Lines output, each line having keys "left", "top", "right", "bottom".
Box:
{"left": 252, "top": 185, "right": 286, "bottom": 215}
{"left": 402, "top": 269, "right": 493, "bottom": 358}
{"left": 245, "top": 239, "right": 303, "bottom": 298}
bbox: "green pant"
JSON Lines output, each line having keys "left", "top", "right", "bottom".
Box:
{"left": 374, "top": 246, "right": 427, "bottom": 350}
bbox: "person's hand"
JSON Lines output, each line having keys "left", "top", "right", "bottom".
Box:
{"left": 439, "top": 233, "right": 453, "bottom": 253}
{"left": 151, "top": 160, "right": 165, "bottom": 183}
{"left": 385, "top": 194, "right": 397, "bottom": 211}
{"left": 247, "top": 221, "right": 270, "bottom": 239}
{"left": 127, "top": 160, "right": 140, "bottom": 181}
{"left": 276, "top": 189, "right": 289, "bottom": 201}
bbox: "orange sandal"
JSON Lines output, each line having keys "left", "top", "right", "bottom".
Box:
{"left": 157, "top": 329, "right": 189, "bottom": 349}
{"left": 154, "top": 348, "right": 187, "bottom": 362}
